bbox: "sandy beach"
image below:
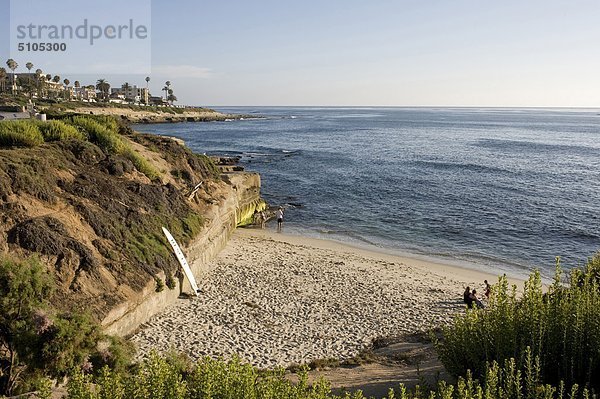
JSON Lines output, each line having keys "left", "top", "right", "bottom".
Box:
{"left": 130, "top": 228, "right": 521, "bottom": 369}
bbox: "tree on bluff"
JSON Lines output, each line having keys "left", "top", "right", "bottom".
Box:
{"left": 0, "top": 256, "right": 53, "bottom": 395}
{"left": 0, "top": 256, "right": 116, "bottom": 396}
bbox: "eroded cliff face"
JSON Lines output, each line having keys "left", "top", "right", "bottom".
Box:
{"left": 103, "top": 171, "right": 265, "bottom": 336}
{"left": 0, "top": 129, "right": 263, "bottom": 336}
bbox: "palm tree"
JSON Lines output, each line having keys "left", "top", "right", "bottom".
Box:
{"left": 167, "top": 88, "right": 177, "bottom": 105}
{"left": 73, "top": 80, "right": 81, "bottom": 100}
{"left": 144, "top": 76, "right": 150, "bottom": 104}
{"left": 63, "top": 79, "right": 71, "bottom": 100}
{"left": 164, "top": 81, "right": 171, "bottom": 101}
{"left": 23, "top": 62, "right": 34, "bottom": 97}
{"left": 49, "top": 75, "right": 61, "bottom": 99}
{"left": 96, "top": 79, "right": 110, "bottom": 101}
{"left": 6, "top": 59, "right": 18, "bottom": 74}
{"left": 34, "top": 69, "right": 44, "bottom": 98}
{"left": 6, "top": 59, "right": 18, "bottom": 93}
{"left": 0, "top": 67, "right": 7, "bottom": 93}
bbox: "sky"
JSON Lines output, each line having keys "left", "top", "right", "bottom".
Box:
{"left": 2, "top": 0, "right": 600, "bottom": 107}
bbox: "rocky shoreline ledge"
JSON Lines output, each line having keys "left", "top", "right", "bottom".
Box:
{"left": 62, "top": 106, "right": 261, "bottom": 124}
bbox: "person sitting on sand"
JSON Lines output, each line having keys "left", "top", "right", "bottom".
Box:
{"left": 463, "top": 286, "right": 473, "bottom": 308}
{"left": 470, "top": 289, "right": 485, "bottom": 309}
{"left": 484, "top": 280, "right": 491, "bottom": 299}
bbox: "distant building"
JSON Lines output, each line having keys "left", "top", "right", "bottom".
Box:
{"left": 111, "top": 84, "right": 149, "bottom": 104}
{"left": 74, "top": 86, "right": 97, "bottom": 102}
{"left": 148, "top": 96, "right": 168, "bottom": 106}
{"left": 44, "top": 80, "right": 63, "bottom": 95}
{"left": 107, "top": 92, "right": 124, "bottom": 104}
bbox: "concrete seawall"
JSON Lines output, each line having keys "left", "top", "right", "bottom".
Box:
{"left": 102, "top": 172, "right": 263, "bottom": 336}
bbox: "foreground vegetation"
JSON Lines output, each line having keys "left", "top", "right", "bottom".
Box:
{"left": 0, "top": 257, "right": 132, "bottom": 396}
{"left": 60, "top": 350, "right": 597, "bottom": 399}
{"left": 438, "top": 254, "right": 600, "bottom": 393}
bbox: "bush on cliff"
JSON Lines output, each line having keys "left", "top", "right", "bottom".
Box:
{"left": 36, "top": 120, "right": 86, "bottom": 142}
{"left": 0, "top": 256, "right": 133, "bottom": 396}
{"left": 0, "top": 116, "right": 160, "bottom": 180}
{"left": 0, "top": 120, "right": 44, "bottom": 147}
{"left": 69, "top": 116, "right": 125, "bottom": 153}
{"left": 69, "top": 116, "right": 159, "bottom": 180}
{"left": 437, "top": 254, "right": 600, "bottom": 392}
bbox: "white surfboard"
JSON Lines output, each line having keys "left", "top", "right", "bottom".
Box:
{"left": 162, "top": 227, "right": 200, "bottom": 296}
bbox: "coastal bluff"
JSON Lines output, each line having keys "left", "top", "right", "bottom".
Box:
{"left": 45, "top": 104, "right": 250, "bottom": 124}
{"left": 0, "top": 122, "right": 264, "bottom": 337}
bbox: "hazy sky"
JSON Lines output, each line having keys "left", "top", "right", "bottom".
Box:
{"left": 3, "top": 0, "right": 600, "bottom": 106}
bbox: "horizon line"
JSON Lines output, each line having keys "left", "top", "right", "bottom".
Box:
{"left": 204, "top": 105, "right": 600, "bottom": 110}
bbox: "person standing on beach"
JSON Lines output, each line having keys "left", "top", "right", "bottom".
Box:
{"left": 276, "top": 207, "right": 284, "bottom": 232}
{"left": 260, "top": 210, "right": 266, "bottom": 229}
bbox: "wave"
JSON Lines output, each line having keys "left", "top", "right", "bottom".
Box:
{"left": 314, "top": 228, "right": 377, "bottom": 246}
{"left": 475, "top": 139, "right": 599, "bottom": 156}
{"left": 411, "top": 159, "right": 514, "bottom": 175}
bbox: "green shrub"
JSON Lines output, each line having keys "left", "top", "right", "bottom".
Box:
{"left": 37, "top": 120, "right": 86, "bottom": 142}
{"left": 0, "top": 120, "right": 44, "bottom": 147}
{"left": 166, "top": 274, "right": 176, "bottom": 290}
{"left": 196, "top": 154, "right": 221, "bottom": 179}
{"left": 154, "top": 275, "right": 165, "bottom": 292}
{"left": 437, "top": 254, "right": 600, "bottom": 391}
{"left": 67, "top": 116, "right": 159, "bottom": 180}
{"left": 68, "top": 116, "right": 125, "bottom": 154}
{"left": 63, "top": 351, "right": 592, "bottom": 399}
{"left": 0, "top": 255, "right": 133, "bottom": 396}
{"left": 123, "top": 148, "right": 160, "bottom": 181}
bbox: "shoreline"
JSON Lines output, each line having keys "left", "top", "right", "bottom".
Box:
{"left": 253, "top": 227, "right": 528, "bottom": 285}
{"left": 130, "top": 227, "right": 525, "bottom": 369}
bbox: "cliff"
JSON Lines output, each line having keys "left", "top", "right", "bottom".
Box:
{"left": 0, "top": 119, "right": 264, "bottom": 336}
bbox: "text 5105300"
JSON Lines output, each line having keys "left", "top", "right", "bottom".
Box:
{"left": 18, "top": 42, "right": 67, "bottom": 52}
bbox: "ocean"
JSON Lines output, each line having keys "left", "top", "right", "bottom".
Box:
{"left": 134, "top": 107, "right": 600, "bottom": 279}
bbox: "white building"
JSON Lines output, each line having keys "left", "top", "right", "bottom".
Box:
{"left": 74, "top": 86, "right": 97, "bottom": 102}
{"left": 111, "top": 84, "right": 149, "bottom": 104}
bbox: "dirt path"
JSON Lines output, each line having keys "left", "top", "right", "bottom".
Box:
{"left": 290, "top": 333, "right": 452, "bottom": 398}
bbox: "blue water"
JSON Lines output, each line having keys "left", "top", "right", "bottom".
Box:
{"left": 135, "top": 107, "right": 600, "bottom": 279}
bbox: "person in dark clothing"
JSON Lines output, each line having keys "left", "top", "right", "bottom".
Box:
{"left": 463, "top": 286, "right": 473, "bottom": 308}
